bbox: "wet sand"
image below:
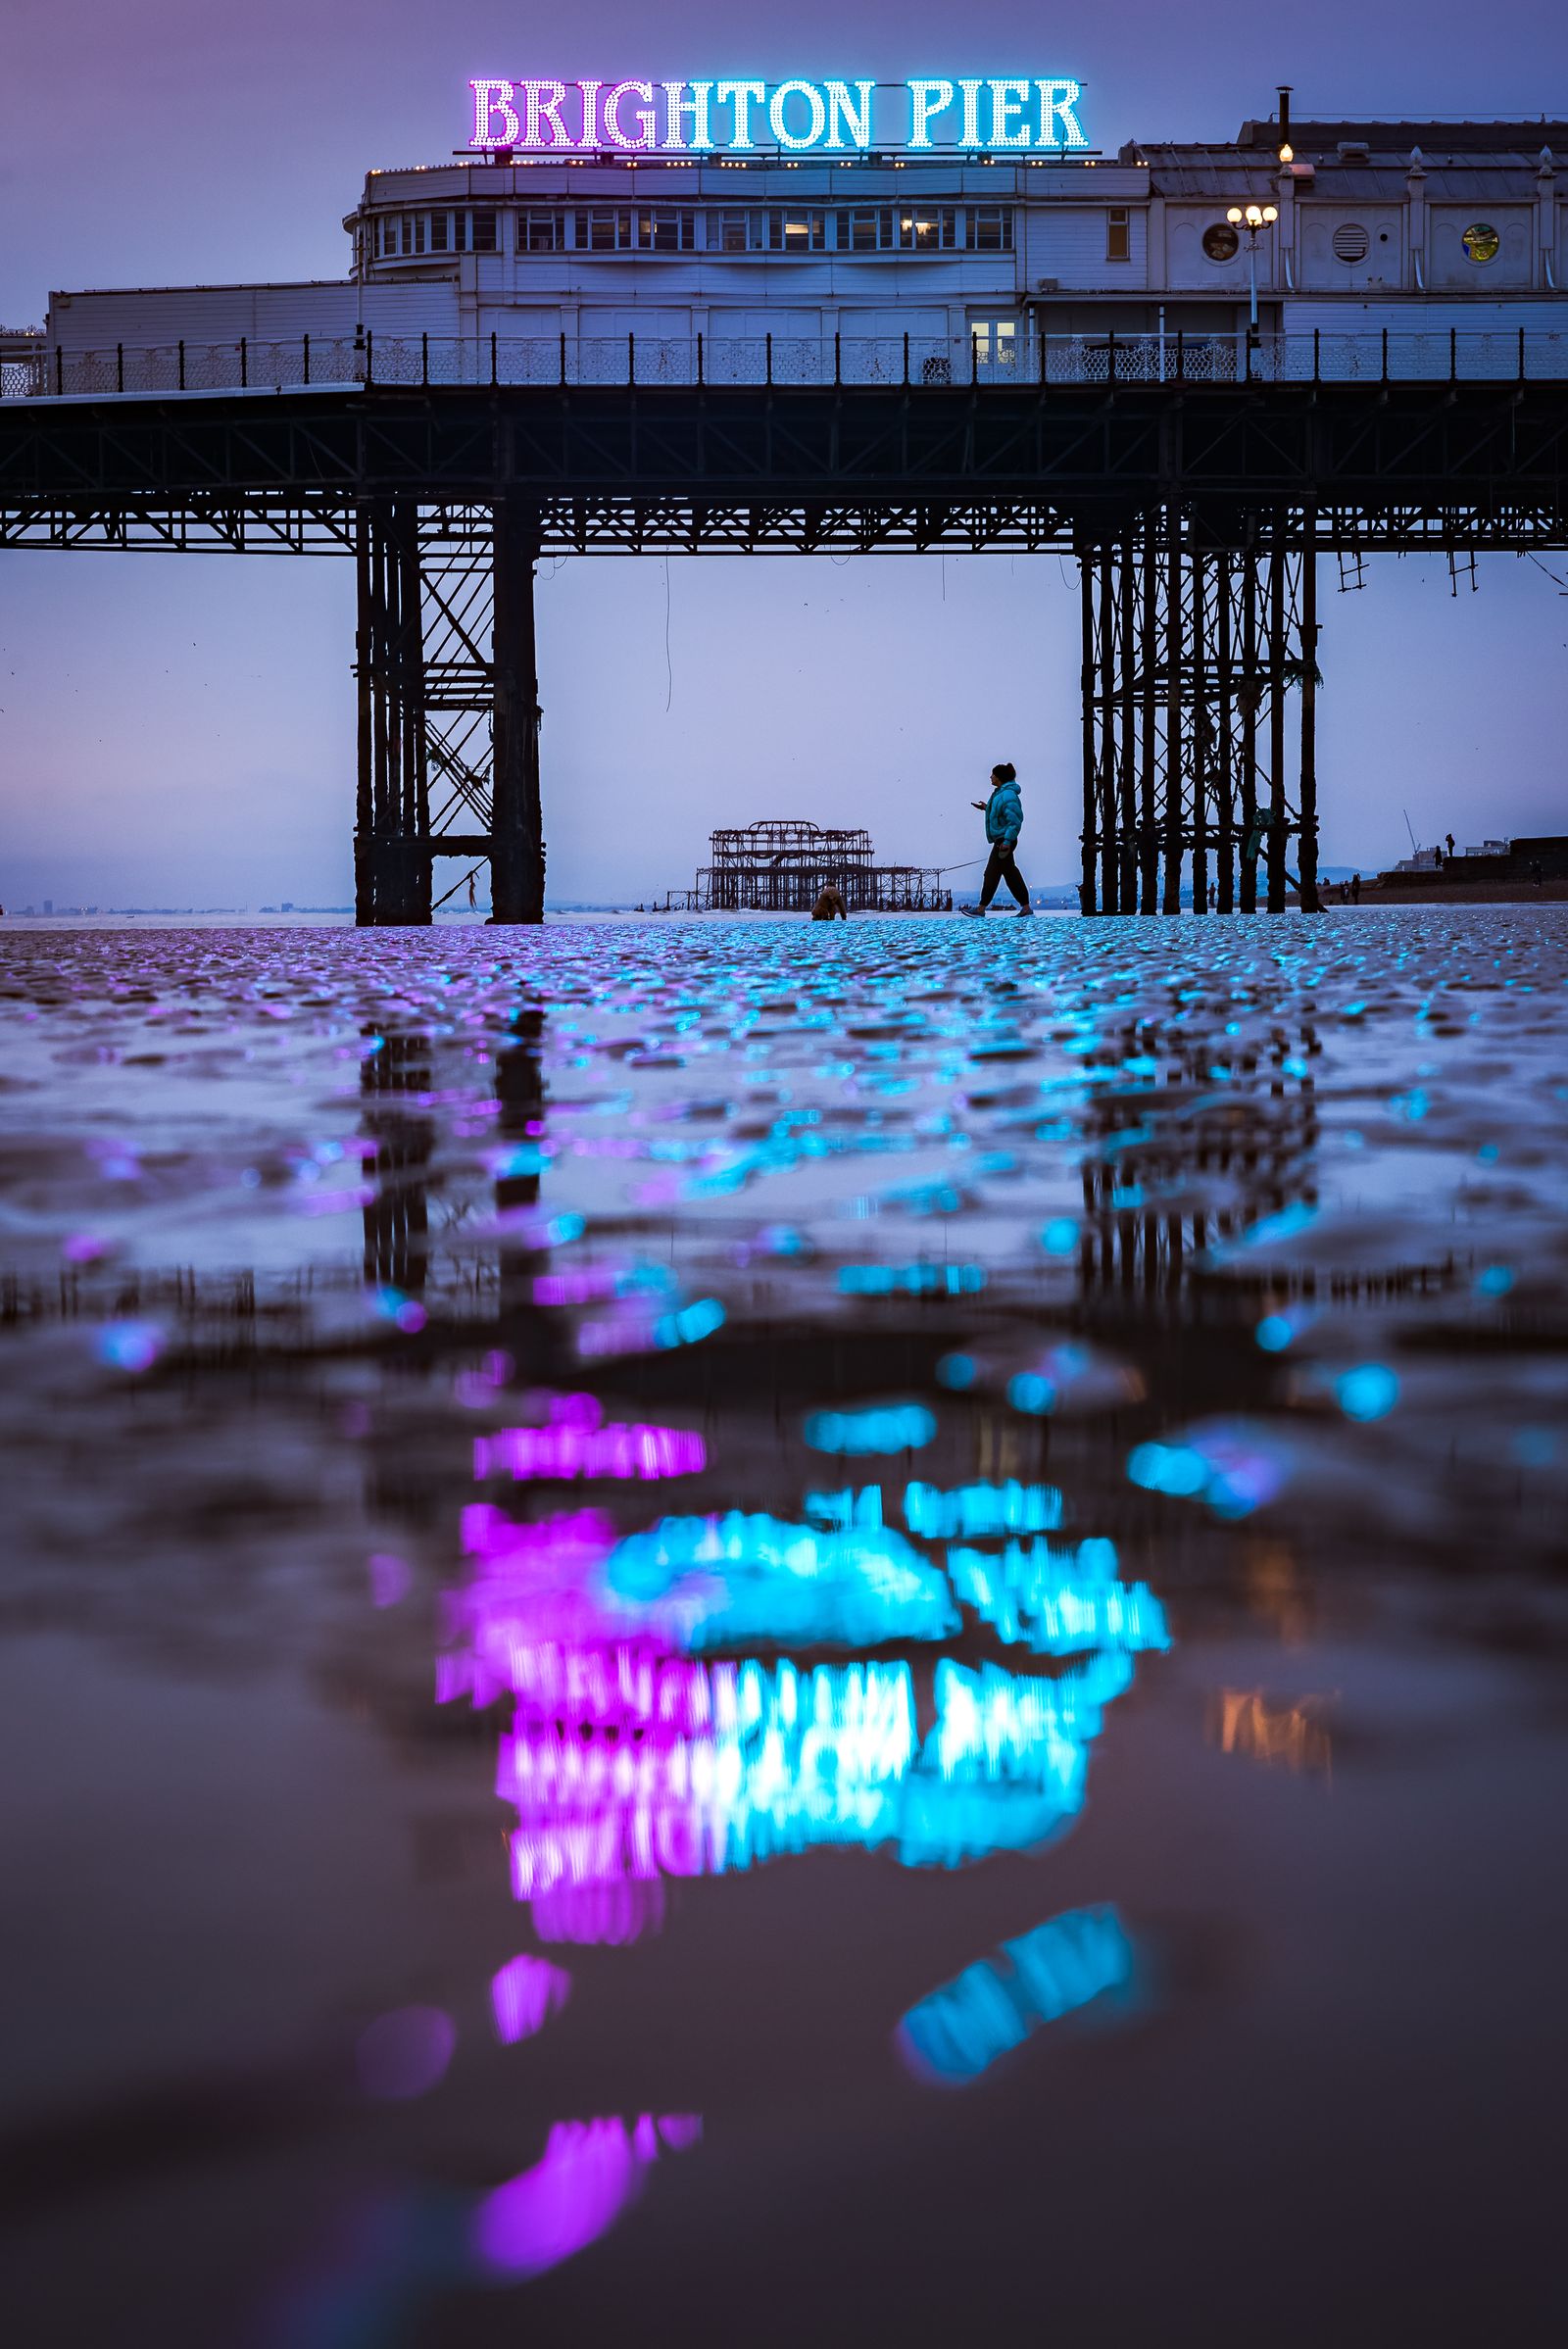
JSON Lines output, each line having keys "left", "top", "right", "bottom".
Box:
{"left": 1, "top": 911, "right": 1564, "bottom": 2348}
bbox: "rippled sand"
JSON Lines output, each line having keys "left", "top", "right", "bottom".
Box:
{"left": 1, "top": 912, "right": 1564, "bottom": 2346}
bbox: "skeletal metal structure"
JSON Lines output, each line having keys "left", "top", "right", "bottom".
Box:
{"left": 1078, "top": 514, "right": 1319, "bottom": 915}
{"left": 661, "top": 818, "right": 945, "bottom": 912}
{"left": 355, "top": 498, "right": 544, "bottom": 924}
{"left": 5, "top": 371, "right": 1567, "bottom": 925}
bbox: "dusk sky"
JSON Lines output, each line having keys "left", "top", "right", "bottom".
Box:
{"left": 3, "top": 2, "right": 1565, "bottom": 905}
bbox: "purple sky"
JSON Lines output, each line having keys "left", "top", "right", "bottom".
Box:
{"left": 3, "top": 3, "right": 1566, "bottom": 905}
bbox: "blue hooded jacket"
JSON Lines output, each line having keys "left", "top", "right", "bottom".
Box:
{"left": 985, "top": 777, "right": 1023, "bottom": 849}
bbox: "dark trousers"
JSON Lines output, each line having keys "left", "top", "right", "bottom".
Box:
{"left": 979, "top": 843, "right": 1030, "bottom": 908}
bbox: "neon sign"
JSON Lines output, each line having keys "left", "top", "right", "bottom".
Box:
{"left": 469, "top": 77, "right": 1090, "bottom": 156}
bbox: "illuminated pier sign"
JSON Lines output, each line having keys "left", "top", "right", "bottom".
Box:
{"left": 469, "top": 76, "right": 1090, "bottom": 155}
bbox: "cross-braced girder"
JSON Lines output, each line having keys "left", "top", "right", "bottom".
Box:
{"left": 1079, "top": 512, "right": 1320, "bottom": 916}
{"left": 354, "top": 500, "right": 545, "bottom": 925}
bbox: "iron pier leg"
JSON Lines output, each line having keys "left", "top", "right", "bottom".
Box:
{"left": 355, "top": 510, "right": 374, "bottom": 923}
{"left": 1298, "top": 536, "right": 1321, "bottom": 911}
{"left": 1216, "top": 552, "right": 1235, "bottom": 913}
{"left": 353, "top": 500, "right": 431, "bottom": 926}
{"left": 1162, "top": 525, "right": 1183, "bottom": 914}
{"left": 491, "top": 497, "right": 546, "bottom": 925}
{"left": 1079, "top": 557, "right": 1098, "bottom": 914}
{"left": 1140, "top": 533, "right": 1157, "bottom": 913}
{"left": 1267, "top": 544, "right": 1289, "bottom": 913}
{"left": 1240, "top": 555, "right": 1258, "bottom": 914}
{"left": 1118, "top": 544, "right": 1138, "bottom": 915}
{"left": 1098, "top": 549, "right": 1118, "bottom": 913}
{"left": 1192, "top": 554, "right": 1209, "bottom": 916}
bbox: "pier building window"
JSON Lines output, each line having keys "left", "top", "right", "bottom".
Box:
{"left": 374, "top": 208, "right": 495, "bottom": 259}
{"left": 965, "top": 208, "right": 1013, "bottom": 253}
{"left": 971, "top": 319, "right": 1019, "bottom": 371}
{"left": 899, "top": 208, "right": 958, "bottom": 251}
{"left": 1106, "top": 207, "right": 1130, "bottom": 262}
{"left": 766, "top": 208, "right": 828, "bottom": 253}
{"left": 575, "top": 210, "right": 636, "bottom": 252}
{"left": 841, "top": 207, "right": 959, "bottom": 253}
{"left": 713, "top": 209, "right": 757, "bottom": 253}
{"left": 635, "top": 210, "right": 697, "bottom": 253}
{"left": 521, "top": 212, "right": 566, "bottom": 253}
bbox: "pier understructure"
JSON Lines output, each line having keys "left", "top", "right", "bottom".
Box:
{"left": 6, "top": 359, "right": 1566, "bottom": 927}
{"left": 1079, "top": 522, "right": 1320, "bottom": 915}
{"left": 352, "top": 498, "right": 1323, "bottom": 928}
{"left": 354, "top": 496, "right": 545, "bottom": 925}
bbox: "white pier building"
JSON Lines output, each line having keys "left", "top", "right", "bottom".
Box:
{"left": 18, "top": 88, "right": 1568, "bottom": 393}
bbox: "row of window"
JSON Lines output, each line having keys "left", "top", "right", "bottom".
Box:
{"left": 368, "top": 205, "right": 1020, "bottom": 261}
{"left": 372, "top": 211, "right": 498, "bottom": 257}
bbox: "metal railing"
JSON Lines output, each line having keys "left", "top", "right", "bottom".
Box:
{"left": 6, "top": 327, "right": 1568, "bottom": 401}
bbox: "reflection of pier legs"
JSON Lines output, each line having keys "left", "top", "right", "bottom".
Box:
{"left": 1079, "top": 515, "right": 1320, "bottom": 917}
{"left": 361, "top": 1031, "right": 434, "bottom": 1295}
{"left": 354, "top": 500, "right": 547, "bottom": 927}
{"left": 491, "top": 499, "right": 546, "bottom": 925}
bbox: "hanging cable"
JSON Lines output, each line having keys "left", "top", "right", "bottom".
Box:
{"left": 663, "top": 557, "right": 673, "bottom": 711}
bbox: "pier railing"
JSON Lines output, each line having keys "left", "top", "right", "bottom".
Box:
{"left": 7, "top": 327, "right": 1568, "bottom": 401}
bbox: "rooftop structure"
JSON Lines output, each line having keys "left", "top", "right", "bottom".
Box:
{"left": 21, "top": 94, "right": 1565, "bottom": 399}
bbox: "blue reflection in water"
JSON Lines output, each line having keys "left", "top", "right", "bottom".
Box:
{"left": 606, "top": 1511, "right": 958, "bottom": 1649}
{"left": 905, "top": 1479, "right": 1065, "bottom": 1539}
{"left": 803, "top": 1402, "right": 938, "bottom": 1454}
{"left": 897, "top": 1904, "right": 1135, "bottom": 2084}
{"left": 949, "top": 1538, "right": 1169, "bottom": 1656}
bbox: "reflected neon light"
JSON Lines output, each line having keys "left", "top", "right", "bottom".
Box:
{"left": 948, "top": 1538, "right": 1170, "bottom": 1655}
{"left": 472, "top": 2114, "right": 701, "bottom": 2278}
{"left": 607, "top": 1509, "right": 958, "bottom": 1648}
{"left": 491, "top": 1953, "right": 572, "bottom": 2044}
{"left": 898, "top": 1905, "right": 1134, "bottom": 2083}
{"left": 476, "top": 1420, "right": 706, "bottom": 1482}
{"left": 499, "top": 1646, "right": 1138, "bottom": 1910}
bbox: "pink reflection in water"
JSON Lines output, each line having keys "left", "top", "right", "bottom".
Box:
{"left": 533, "top": 1880, "right": 667, "bottom": 1944}
{"left": 475, "top": 1420, "right": 706, "bottom": 1483}
{"left": 491, "top": 1953, "right": 572, "bottom": 2044}
{"left": 472, "top": 2114, "right": 702, "bottom": 2279}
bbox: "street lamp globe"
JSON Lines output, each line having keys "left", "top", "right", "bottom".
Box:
{"left": 1226, "top": 198, "right": 1279, "bottom": 337}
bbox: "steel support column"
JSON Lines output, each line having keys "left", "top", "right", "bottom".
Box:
{"left": 1079, "top": 559, "right": 1098, "bottom": 913}
{"left": 491, "top": 497, "right": 546, "bottom": 925}
{"left": 354, "top": 499, "right": 431, "bottom": 926}
{"left": 1298, "top": 538, "right": 1321, "bottom": 911}
{"left": 1077, "top": 513, "right": 1321, "bottom": 918}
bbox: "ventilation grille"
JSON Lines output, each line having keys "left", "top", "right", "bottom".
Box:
{"left": 1332, "top": 222, "right": 1370, "bottom": 264}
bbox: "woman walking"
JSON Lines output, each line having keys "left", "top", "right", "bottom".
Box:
{"left": 962, "top": 762, "right": 1033, "bottom": 916}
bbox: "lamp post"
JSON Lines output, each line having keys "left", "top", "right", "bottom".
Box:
{"left": 1226, "top": 202, "right": 1278, "bottom": 338}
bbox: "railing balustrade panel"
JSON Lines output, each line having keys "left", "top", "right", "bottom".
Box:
{"left": 10, "top": 330, "right": 1568, "bottom": 398}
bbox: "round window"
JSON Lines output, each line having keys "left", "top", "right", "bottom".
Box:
{"left": 1461, "top": 221, "right": 1500, "bottom": 264}
{"left": 1332, "top": 223, "right": 1370, "bottom": 264}
{"left": 1202, "top": 222, "right": 1240, "bottom": 262}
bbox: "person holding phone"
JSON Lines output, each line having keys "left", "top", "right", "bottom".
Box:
{"left": 962, "top": 762, "right": 1033, "bottom": 917}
